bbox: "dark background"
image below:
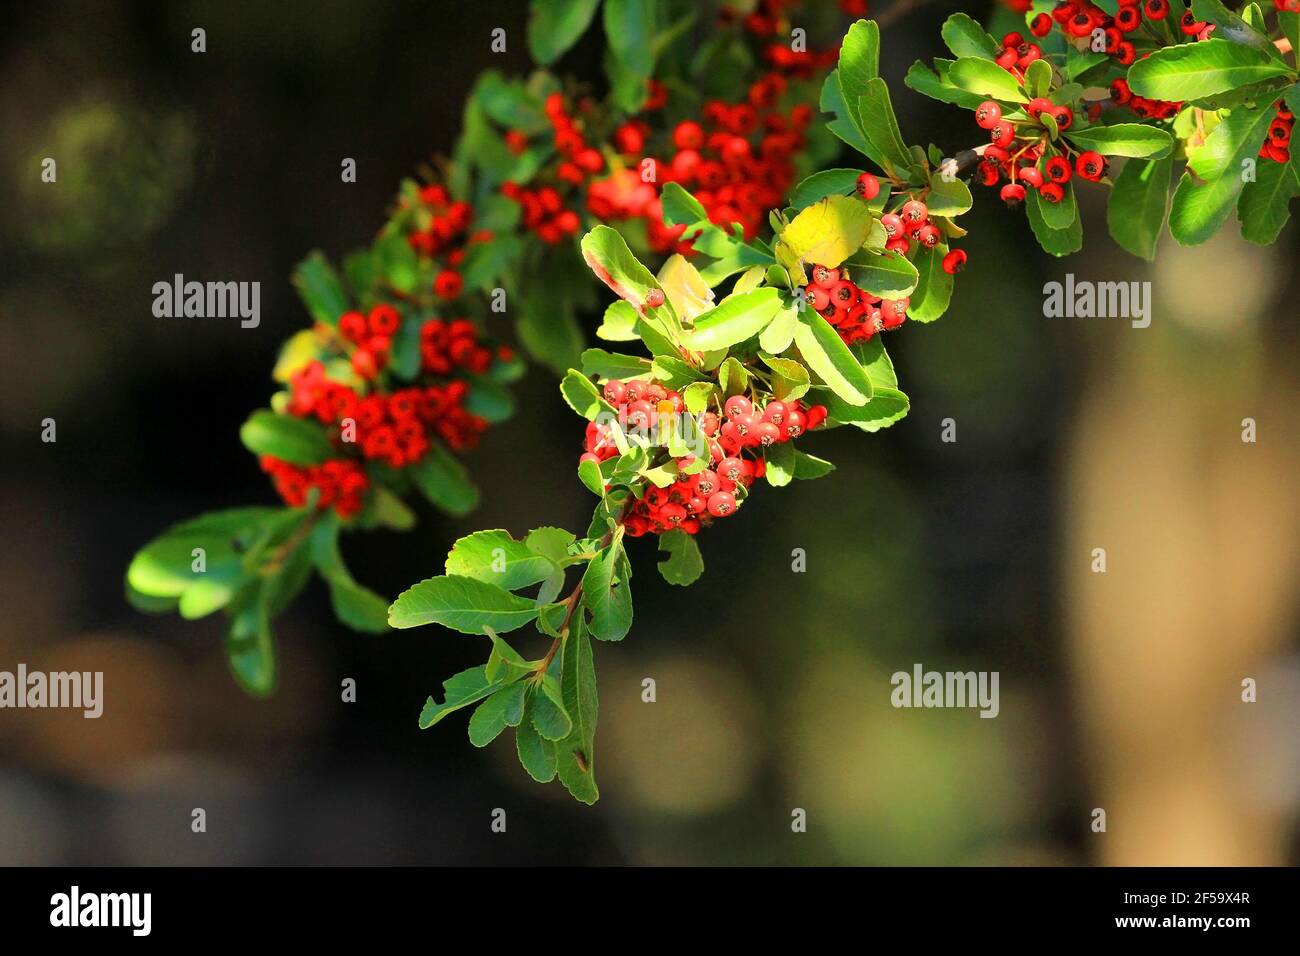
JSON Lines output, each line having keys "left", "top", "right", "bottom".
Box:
{"left": 0, "top": 0, "right": 1296, "bottom": 865}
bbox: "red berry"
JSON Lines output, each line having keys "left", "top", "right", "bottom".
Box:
{"left": 1000, "top": 183, "right": 1027, "bottom": 207}
{"left": 990, "top": 120, "right": 1015, "bottom": 148}
{"left": 434, "top": 270, "right": 463, "bottom": 299}
{"left": 604, "top": 379, "right": 627, "bottom": 404}
{"left": 645, "top": 288, "right": 666, "bottom": 309}
{"left": 855, "top": 172, "right": 881, "bottom": 200}
{"left": 1076, "top": 151, "right": 1107, "bottom": 182}
{"left": 879, "top": 213, "right": 904, "bottom": 238}
{"left": 762, "top": 401, "right": 788, "bottom": 425}
{"left": 810, "top": 264, "right": 840, "bottom": 287}
{"left": 942, "top": 249, "right": 967, "bottom": 275}
{"left": 724, "top": 395, "right": 753, "bottom": 420}
{"left": 1045, "top": 156, "right": 1073, "bottom": 184}
{"left": 1017, "top": 166, "right": 1044, "bottom": 189}
{"left": 706, "top": 491, "right": 736, "bottom": 517}
{"left": 1040, "top": 182, "right": 1065, "bottom": 204}
{"left": 975, "top": 101, "right": 1003, "bottom": 130}
{"left": 900, "top": 199, "right": 929, "bottom": 225}
{"left": 1030, "top": 13, "right": 1052, "bottom": 36}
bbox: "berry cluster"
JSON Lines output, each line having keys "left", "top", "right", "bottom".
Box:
{"left": 273, "top": 355, "right": 486, "bottom": 518}
{"left": 405, "top": 184, "right": 487, "bottom": 301}
{"left": 501, "top": 181, "right": 582, "bottom": 245}
{"left": 802, "top": 262, "right": 910, "bottom": 345}
{"left": 260, "top": 456, "right": 370, "bottom": 519}
{"left": 545, "top": 91, "right": 606, "bottom": 185}
{"left": 339, "top": 304, "right": 401, "bottom": 380}
{"left": 419, "top": 317, "right": 499, "bottom": 376}
{"left": 974, "top": 99, "right": 1108, "bottom": 205}
{"left": 580, "top": 379, "right": 827, "bottom": 537}
{"left": 730, "top": 0, "right": 844, "bottom": 77}
{"left": 1262, "top": 100, "right": 1294, "bottom": 164}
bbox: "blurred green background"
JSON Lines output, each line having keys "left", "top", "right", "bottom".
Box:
{"left": 0, "top": 0, "right": 1296, "bottom": 865}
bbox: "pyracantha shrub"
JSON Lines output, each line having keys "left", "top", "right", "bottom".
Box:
{"left": 389, "top": 5, "right": 1300, "bottom": 804}
{"left": 124, "top": 0, "right": 857, "bottom": 695}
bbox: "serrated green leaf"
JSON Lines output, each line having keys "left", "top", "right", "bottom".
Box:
{"left": 580, "top": 542, "right": 632, "bottom": 641}
{"left": 1127, "top": 39, "right": 1292, "bottom": 102}
{"left": 419, "top": 665, "right": 502, "bottom": 729}
{"left": 682, "top": 287, "right": 784, "bottom": 350}
{"left": 1067, "top": 123, "right": 1175, "bottom": 159}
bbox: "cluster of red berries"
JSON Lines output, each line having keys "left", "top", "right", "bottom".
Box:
{"left": 580, "top": 380, "right": 827, "bottom": 537}
{"left": 339, "top": 304, "right": 402, "bottom": 380}
{"left": 802, "top": 262, "right": 910, "bottom": 345}
{"left": 419, "top": 318, "right": 499, "bottom": 376}
{"left": 545, "top": 92, "right": 606, "bottom": 185}
{"left": 405, "top": 184, "right": 488, "bottom": 302}
{"left": 288, "top": 359, "right": 486, "bottom": 466}
{"left": 1262, "top": 101, "right": 1294, "bottom": 164}
{"left": 261, "top": 456, "right": 370, "bottom": 518}
{"left": 1272, "top": 0, "right": 1300, "bottom": 13}
{"left": 500, "top": 181, "right": 583, "bottom": 245}
{"left": 974, "top": 100, "right": 1108, "bottom": 205}
{"left": 1108, "top": 78, "right": 1181, "bottom": 122}
{"left": 729, "top": 0, "right": 843, "bottom": 77}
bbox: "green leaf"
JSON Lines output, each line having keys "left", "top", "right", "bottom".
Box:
{"left": 1066, "top": 123, "right": 1175, "bottom": 159}
{"left": 821, "top": 70, "right": 873, "bottom": 156}
{"left": 531, "top": 675, "right": 573, "bottom": 740}
{"left": 660, "top": 181, "right": 709, "bottom": 225}
{"left": 853, "top": 336, "right": 898, "bottom": 390}
{"left": 1024, "top": 187, "right": 1083, "bottom": 256}
{"left": 846, "top": 252, "right": 919, "bottom": 299}
{"left": 1107, "top": 156, "right": 1173, "bottom": 260}
{"left": 239, "top": 410, "right": 334, "bottom": 466}
{"left": 1039, "top": 180, "right": 1079, "bottom": 232}
{"left": 518, "top": 289, "right": 585, "bottom": 375}
{"left": 560, "top": 369, "right": 617, "bottom": 420}
{"left": 791, "top": 168, "right": 869, "bottom": 211}
{"left": 763, "top": 440, "right": 796, "bottom": 487}
{"left": 579, "top": 225, "right": 668, "bottom": 317}
{"left": 581, "top": 543, "right": 632, "bottom": 641}
{"left": 759, "top": 301, "right": 799, "bottom": 354}
{"left": 516, "top": 711, "right": 559, "bottom": 782}
{"left": 596, "top": 299, "right": 640, "bottom": 342}
{"left": 582, "top": 348, "right": 651, "bottom": 381}
{"left": 925, "top": 172, "right": 973, "bottom": 217}
{"left": 556, "top": 622, "right": 599, "bottom": 804}
{"left": 1024, "top": 58, "right": 1053, "bottom": 100}
{"left": 1127, "top": 39, "right": 1293, "bottom": 102}
{"left": 1170, "top": 105, "right": 1275, "bottom": 246}
{"left": 837, "top": 19, "right": 881, "bottom": 134}
{"left": 1238, "top": 157, "right": 1299, "bottom": 244}
{"left": 445, "top": 529, "right": 557, "bottom": 591}
{"left": 904, "top": 59, "right": 987, "bottom": 110}
{"left": 948, "top": 56, "right": 1028, "bottom": 103}
{"left": 389, "top": 574, "right": 544, "bottom": 634}
{"left": 226, "top": 582, "right": 276, "bottom": 697}
{"left": 775, "top": 195, "right": 874, "bottom": 274}
{"left": 907, "top": 245, "right": 954, "bottom": 323}
{"left": 409, "top": 442, "right": 480, "bottom": 517}
{"left": 941, "top": 12, "right": 998, "bottom": 59}
{"left": 128, "top": 506, "right": 281, "bottom": 603}
{"left": 310, "top": 520, "right": 389, "bottom": 633}
{"left": 527, "top": 0, "right": 602, "bottom": 65}
{"left": 604, "top": 0, "right": 656, "bottom": 110}
{"left": 792, "top": 449, "right": 836, "bottom": 479}
{"left": 656, "top": 529, "right": 703, "bottom": 585}
{"left": 811, "top": 384, "right": 910, "bottom": 432}
{"left": 856, "top": 80, "right": 915, "bottom": 176}
{"left": 578, "top": 458, "right": 605, "bottom": 496}
{"left": 652, "top": 355, "right": 707, "bottom": 389}
{"left": 292, "top": 251, "right": 349, "bottom": 327}
{"left": 682, "top": 288, "right": 784, "bottom": 350}
{"left": 419, "top": 665, "right": 502, "bottom": 729}
{"left": 468, "top": 682, "right": 528, "bottom": 747}
{"left": 794, "top": 312, "right": 873, "bottom": 406}
{"left": 761, "top": 354, "right": 811, "bottom": 401}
